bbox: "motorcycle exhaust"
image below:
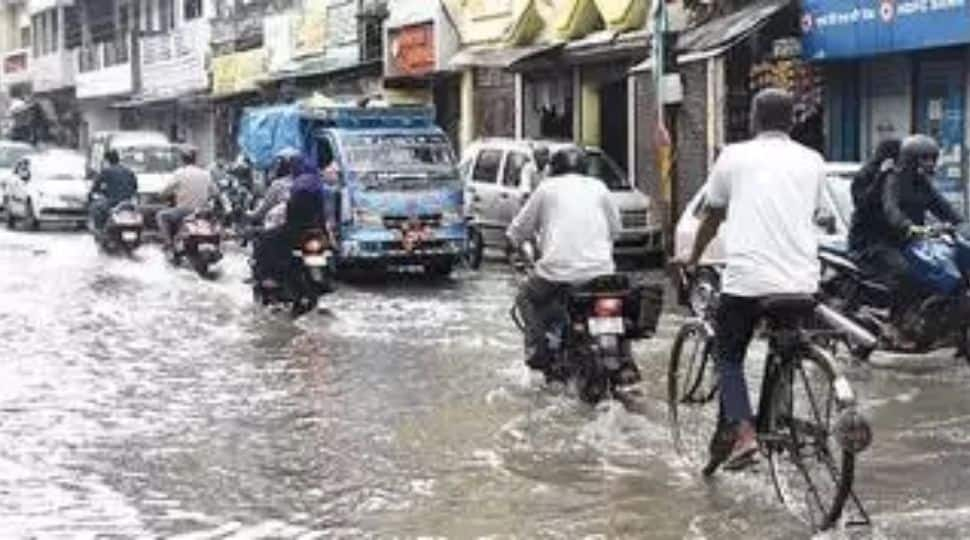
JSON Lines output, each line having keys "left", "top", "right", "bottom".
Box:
{"left": 815, "top": 303, "right": 878, "bottom": 351}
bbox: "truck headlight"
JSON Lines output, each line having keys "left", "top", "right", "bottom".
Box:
{"left": 354, "top": 208, "right": 383, "bottom": 227}
{"left": 441, "top": 209, "right": 463, "bottom": 226}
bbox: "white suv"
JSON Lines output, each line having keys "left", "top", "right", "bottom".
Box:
{"left": 459, "top": 138, "right": 664, "bottom": 262}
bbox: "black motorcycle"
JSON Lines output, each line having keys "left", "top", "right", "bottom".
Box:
{"left": 169, "top": 209, "right": 223, "bottom": 277}
{"left": 213, "top": 167, "right": 255, "bottom": 238}
{"left": 90, "top": 198, "right": 144, "bottom": 255}
{"left": 818, "top": 225, "right": 970, "bottom": 361}
{"left": 251, "top": 227, "right": 336, "bottom": 317}
{"left": 511, "top": 243, "right": 663, "bottom": 404}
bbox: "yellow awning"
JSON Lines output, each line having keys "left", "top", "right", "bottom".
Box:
{"left": 554, "top": 0, "right": 603, "bottom": 40}
{"left": 593, "top": 0, "right": 647, "bottom": 32}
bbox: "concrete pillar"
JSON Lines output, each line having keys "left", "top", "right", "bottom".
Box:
{"left": 514, "top": 72, "right": 523, "bottom": 139}
{"left": 580, "top": 76, "right": 601, "bottom": 146}
{"left": 459, "top": 68, "right": 475, "bottom": 151}
{"left": 627, "top": 74, "right": 636, "bottom": 183}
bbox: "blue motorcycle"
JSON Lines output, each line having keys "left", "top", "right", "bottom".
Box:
{"left": 818, "top": 224, "right": 970, "bottom": 361}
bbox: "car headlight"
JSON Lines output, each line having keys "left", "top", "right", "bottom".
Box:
{"left": 441, "top": 208, "right": 463, "bottom": 226}
{"left": 353, "top": 207, "right": 383, "bottom": 227}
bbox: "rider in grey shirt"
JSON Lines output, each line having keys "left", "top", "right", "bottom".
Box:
{"left": 507, "top": 146, "right": 620, "bottom": 372}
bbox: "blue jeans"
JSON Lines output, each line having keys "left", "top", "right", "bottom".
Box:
{"left": 714, "top": 294, "right": 761, "bottom": 424}
{"left": 156, "top": 207, "right": 192, "bottom": 246}
{"left": 89, "top": 199, "right": 112, "bottom": 231}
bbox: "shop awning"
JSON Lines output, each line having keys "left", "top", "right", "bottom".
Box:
{"left": 112, "top": 91, "right": 208, "bottom": 109}
{"left": 448, "top": 43, "right": 562, "bottom": 70}
{"left": 261, "top": 56, "right": 376, "bottom": 84}
{"left": 561, "top": 28, "right": 648, "bottom": 64}
{"left": 677, "top": 0, "right": 791, "bottom": 60}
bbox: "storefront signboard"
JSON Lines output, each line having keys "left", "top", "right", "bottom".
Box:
{"left": 802, "top": 0, "right": 970, "bottom": 59}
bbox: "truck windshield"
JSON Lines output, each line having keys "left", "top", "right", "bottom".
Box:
{"left": 342, "top": 134, "right": 456, "bottom": 178}
{"left": 118, "top": 146, "right": 180, "bottom": 174}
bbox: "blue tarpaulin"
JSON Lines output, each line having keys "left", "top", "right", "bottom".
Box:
{"left": 237, "top": 104, "right": 307, "bottom": 170}
{"left": 802, "top": 0, "right": 970, "bottom": 60}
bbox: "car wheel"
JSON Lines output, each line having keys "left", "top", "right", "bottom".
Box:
{"left": 24, "top": 199, "right": 39, "bottom": 231}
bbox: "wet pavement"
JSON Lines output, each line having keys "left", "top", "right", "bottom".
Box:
{"left": 2, "top": 227, "right": 970, "bottom": 539}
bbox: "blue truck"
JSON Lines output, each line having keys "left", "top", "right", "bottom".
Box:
{"left": 238, "top": 104, "right": 468, "bottom": 275}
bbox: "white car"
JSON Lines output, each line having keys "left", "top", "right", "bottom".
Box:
{"left": 5, "top": 149, "right": 91, "bottom": 230}
{"left": 459, "top": 138, "right": 664, "bottom": 262}
{"left": 0, "top": 140, "right": 34, "bottom": 213}
{"left": 673, "top": 162, "right": 859, "bottom": 314}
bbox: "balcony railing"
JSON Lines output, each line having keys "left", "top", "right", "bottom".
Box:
{"left": 78, "top": 35, "right": 131, "bottom": 73}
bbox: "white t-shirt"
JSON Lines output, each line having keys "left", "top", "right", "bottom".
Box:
{"left": 507, "top": 173, "right": 620, "bottom": 284}
{"left": 706, "top": 132, "right": 825, "bottom": 297}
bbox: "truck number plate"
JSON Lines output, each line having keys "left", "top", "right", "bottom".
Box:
{"left": 121, "top": 231, "right": 137, "bottom": 241}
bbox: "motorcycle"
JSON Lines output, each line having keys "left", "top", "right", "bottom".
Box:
{"left": 169, "top": 208, "right": 223, "bottom": 277}
{"left": 213, "top": 167, "right": 255, "bottom": 239}
{"left": 511, "top": 242, "right": 664, "bottom": 404}
{"left": 818, "top": 224, "right": 970, "bottom": 361}
{"left": 90, "top": 197, "right": 144, "bottom": 255}
{"left": 251, "top": 227, "right": 336, "bottom": 317}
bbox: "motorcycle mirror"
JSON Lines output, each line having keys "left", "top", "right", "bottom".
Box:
{"left": 815, "top": 212, "right": 837, "bottom": 235}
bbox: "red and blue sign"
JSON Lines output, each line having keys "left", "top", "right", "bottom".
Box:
{"left": 801, "top": 0, "right": 970, "bottom": 59}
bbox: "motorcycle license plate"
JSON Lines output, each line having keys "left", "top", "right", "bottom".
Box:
{"left": 303, "top": 254, "right": 330, "bottom": 267}
{"left": 588, "top": 317, "right": 624, "bottom": 335}
{"left": 121, "top": 231, "right": 137, "bottom": 241}
{"left": 198, "top": 243, "right": 217, "bottom": 252}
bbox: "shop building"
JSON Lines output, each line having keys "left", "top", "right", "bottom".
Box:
{"left": 803, "top": 0, "right": 970, "bottom": 215}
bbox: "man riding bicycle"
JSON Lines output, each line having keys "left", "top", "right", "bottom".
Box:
{"left": 682, "top": 88, "right": 827, "bottom": 472}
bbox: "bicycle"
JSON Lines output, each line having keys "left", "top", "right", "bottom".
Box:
{"left": 667, "top": 293, "right": 873, "bottom": 531}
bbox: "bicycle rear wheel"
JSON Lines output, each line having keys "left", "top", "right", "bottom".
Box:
{"left": 766, "top": 349, "right": 855, "bottom": 531}
{"left": 667, "top": 321, "right": 719, "bottom": 466}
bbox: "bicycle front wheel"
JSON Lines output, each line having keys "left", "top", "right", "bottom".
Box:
{"left": 766, "top": 347, "right": 855, "bottom": 531}
{"left": 667, "top": 320, "right": 719, "bottom": 466}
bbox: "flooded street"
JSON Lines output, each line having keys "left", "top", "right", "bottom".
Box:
{"left": 2, "top": 228, "right": 970, "bottom": 539}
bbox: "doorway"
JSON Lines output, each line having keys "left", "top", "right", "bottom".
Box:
{"left": 600, "top": 79, "right": 628, "bottom": 171}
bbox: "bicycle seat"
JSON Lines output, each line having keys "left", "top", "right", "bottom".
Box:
{"left": 758, "top": 294, "right": 817, "bottom": 319}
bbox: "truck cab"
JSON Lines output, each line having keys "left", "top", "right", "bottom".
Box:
{"left": 313, "top": 108, "right": 466, "bottom": 275}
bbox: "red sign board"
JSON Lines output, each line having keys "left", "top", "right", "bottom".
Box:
{"left": 390, "top": 23, "right": 435, "bottom": 77}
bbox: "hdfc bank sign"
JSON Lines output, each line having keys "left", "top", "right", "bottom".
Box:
{"left": 388, "top": 22, "right": 436, "bottom": 77}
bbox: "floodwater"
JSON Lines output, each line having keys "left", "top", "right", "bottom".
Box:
{"left": 2, "top": 227, "right": 970, "bottom": 539}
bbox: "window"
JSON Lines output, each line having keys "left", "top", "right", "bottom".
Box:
{"left": 51, "top": 9, "right": 59, "bottom": 52}
{"left": 502, "top": 152, "right": 528, "bottom": 188}
{"left": 144, "top": 0, "right": 155, "bottom": 32}
{"left": 31, "top": 15, "right": 39, "bottom": 56}
{"left": 183, "top": 0, "right": 203, "bottom": 19}
{"left": 159, "top": 0, "right": 174, "bottom": 32}
{"left": 471, "top": 149, "right": 502, "bottom": 184}
{"left": 20, "top": 27, "right": 30, "bottom": 49}
{"left": 63, "top": 6, "right": 81, "bottom": 50}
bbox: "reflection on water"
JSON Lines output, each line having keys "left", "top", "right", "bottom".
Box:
{"left": 1, "top": 230, "right": 970, "bottom": 538}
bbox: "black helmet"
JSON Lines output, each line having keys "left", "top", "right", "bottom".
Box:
{"left": 898, "top": 134, "right": 939, "bottom": 176}
{"left": 178, "top": 145, "right": 198, "bottom": 166}
{"left": 548, "top": 146, "right": 588, "bottom": 177}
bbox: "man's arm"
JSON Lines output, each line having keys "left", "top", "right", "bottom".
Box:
{"left": 688, "top": 206, "right": 726, "bottom": 266}
{"left": 602, "top": 188, "right": 621, "bottom": 240}
{"left": 507, "top": 185, "right": 543, "bottom": 247}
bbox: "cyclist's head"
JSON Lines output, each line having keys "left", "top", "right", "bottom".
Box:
{"left": 104, "top": 149, "right": 120, "bottom": 165}
{"left": 899, "top": 134, "right": 939, "bottom": 177}
{"left": 179, "top": 146, "right": 198, "bottom": 166}
{"left": 548, "top": 146, "right": 588, "bottom": 177}
{"left": 750, "top": 88, "right": 794, "bottom": 135}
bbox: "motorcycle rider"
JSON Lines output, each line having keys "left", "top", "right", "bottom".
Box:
{"left": 248, "top": 148, "right": 300, "bottom": 227}
{"left": 848, "top": 138, "right": 901, "bottom": 256}
{"left": 252, "top": 155, "right": 332, "bottom": 285}
{"left": 506, "top": 146, "right": 623, "bottom": 376}
{"left": 156, "top": 146, "right": 218, "bottom": 250}
{"left": 88, "top": 149, "right": 138, "bottom": 232}
{"left": 875, "top": 134, "right": 966, "bottom": 292}
{"left": 682, "top": 88, "right": 826, "bottom": 472}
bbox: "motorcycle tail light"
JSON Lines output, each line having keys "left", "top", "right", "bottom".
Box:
{"left": 304, "top": 238, "right": 324, "bottom": 253}
{"left": 593, "top": 298, "right": 624, "bottom": 317}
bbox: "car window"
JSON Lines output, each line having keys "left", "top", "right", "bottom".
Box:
{"left": 0, "top": 146, "right": 31, "bottom": 168}
{"left": 586, "top": 152, "right": 630, "bottom": 191}
{"left": 471, "top": 149, "right": 502, "bottom": 184}
{"left": 691, "top": 193, "right": 708, "bottom": 218}
{"left": 502, "top": 151, "right": 529, "bottom": 188}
